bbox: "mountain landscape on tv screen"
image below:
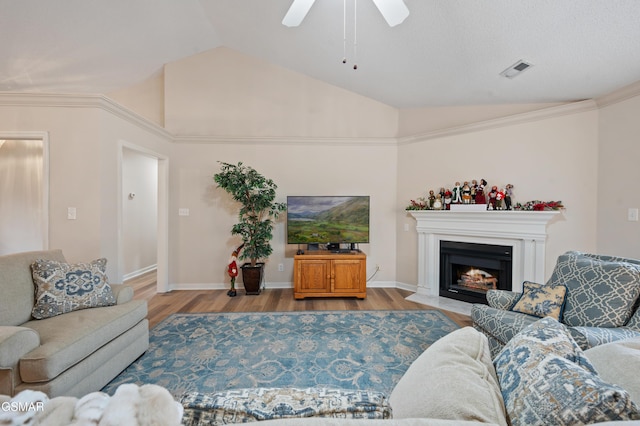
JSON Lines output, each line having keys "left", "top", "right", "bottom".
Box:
{"left": 287, "top": 197, "right": 369, "bottom": 243}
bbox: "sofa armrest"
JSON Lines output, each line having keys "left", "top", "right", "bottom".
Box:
{"left": 109, "top": 284, "right": 134, "bottom": 304}
{"left": 486, "top": 290, "right": 520, "bottom": 310}
{"left": 0, "top": 326, "right": 40, "bottom": 395}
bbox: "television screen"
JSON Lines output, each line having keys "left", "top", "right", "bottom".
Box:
{"left": 287, "top": 196, "right": 370, "bottom": 244}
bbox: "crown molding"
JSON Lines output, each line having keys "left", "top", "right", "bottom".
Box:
{"left": 0, "top": 92, "right": 173, "bottom": 141}
{"left": 397, "top": 99, "right": 598, "bottom": 146}
{"left": 595, "top": 80, "right": 640, "bottom": 108}
{"left": 173, "top": 134, "right": 398, "bottom": 146}
{"left": 0, "top": 93, "right": 616, "bottom": 147}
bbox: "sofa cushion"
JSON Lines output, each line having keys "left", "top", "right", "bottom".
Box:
{"left": 31, "top": 258, "right": 116, "bottom": 320}
{"left": 180, "top": 387, "right": 390, "bottom": 425}
{"left": 389, "top": 327, "right": 506, "bottom": 426}
{"left": 19, "top": 300, "right": 147, "bottom": 383}
{"left": 511, "top": 281, "right": 566, "bottom": 320}
{"left": 548, "top": 251, "right": 640, "bottom": 327}
{"left": 585, "top": 337, "right": 640, "bottom": 406}
{"left": 494, "top": 317, "right": 640, "bottom": 426}
{"left": 0, "top": 250, "right": 66, "bottom": 326}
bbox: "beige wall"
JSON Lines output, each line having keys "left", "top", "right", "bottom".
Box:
{"left": 597, "top": 93, "right": 640, "bottom": 259}
{"left": 396, "top": 103, "right": 600, "bottom": 286}
{"left": 169, "top": 140, "right": 397, "bottom": 288}
{"left": 0, "top": 94, "right": 172, "bottom": 281}
{"left": 164, "top": 47, "right": 398, "bottom": 139}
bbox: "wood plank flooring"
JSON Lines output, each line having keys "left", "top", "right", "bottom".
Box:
{"left": 126, "top": 271, "right": 473, "bottom": 329}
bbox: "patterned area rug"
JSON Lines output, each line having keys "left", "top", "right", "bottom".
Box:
{"left": 102, "top": 310, "right": 459, "bottom": 398}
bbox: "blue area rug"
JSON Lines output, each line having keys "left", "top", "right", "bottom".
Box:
{"left": 102, "top": 310, "right": 459, "bottom": 397}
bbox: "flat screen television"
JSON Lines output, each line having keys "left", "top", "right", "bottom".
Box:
{"left": 287, "top": 196, "right": 370, "bottom": 247}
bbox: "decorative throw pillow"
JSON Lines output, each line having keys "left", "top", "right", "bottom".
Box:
{"left": 548, "top": 251, "right": 640, "bottom": 327}
{"left": 31, "top": 258, "right": 116, "bottom": 319}
{"left": 180, "top": 387, "right": 390, "bottom": 425}
{"left": 511, "top": 281, "right": 566, "bottom": 320}
{"left": 494, "top": 317, "right": 640, "bottom": 426}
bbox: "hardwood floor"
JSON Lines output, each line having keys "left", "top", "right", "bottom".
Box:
{"left": 126, "top": 271, "right": 473, "bottom": 329}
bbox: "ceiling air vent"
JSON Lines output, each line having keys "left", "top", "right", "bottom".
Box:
{"left": 500, "top": 60, "right": 533, "bottom": 79}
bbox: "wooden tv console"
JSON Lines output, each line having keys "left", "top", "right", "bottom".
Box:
{"left": 293, "top": 251, "right": 366, "bottom": 299}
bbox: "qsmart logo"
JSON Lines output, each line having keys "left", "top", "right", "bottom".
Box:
{"left": 1, "top": 400, "right": 45, "bottom": 412}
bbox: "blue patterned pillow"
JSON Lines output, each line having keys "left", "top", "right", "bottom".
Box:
{"left": 494, "top": 317, "right": 640, "bottom": 425}
{"left": 548, "top": 251, "right": 640, "bottom": 327}
{"left": 180, "top": 387, "right": 391, "bottom": 425}
{"left": 31, "top": 258, "right": 116, "bottom": 319}
{"left": 511, "top": 281, "right": 566, "bottom": 320}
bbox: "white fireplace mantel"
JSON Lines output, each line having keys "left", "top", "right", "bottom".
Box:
{"left": 409, "top": 210, "right": 560, "bottom": 297}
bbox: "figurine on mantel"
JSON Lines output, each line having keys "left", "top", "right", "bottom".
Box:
{"left": 475, "top": 179, "right": 487, "bottom": 205}
{"left": 461, "top": 182, "right": 472, "bottom": 204}
{"left": 487, "top": 186, "right": 499, "bottom": 210}
{"left": 452, "top": 182, "right": 462, "bottom": 204}
{"left": 428, "top": 190, "right": 436, "bottom": 208}
{"left": 433, "top": 194, "right": 443, "bottom": 210}
{"left": 504, "top": 184, "right": 514, "bottom": 210}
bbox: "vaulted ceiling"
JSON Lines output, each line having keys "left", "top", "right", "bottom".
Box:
{"left": 2, "top": 0, "right": 640, "bottom": 108}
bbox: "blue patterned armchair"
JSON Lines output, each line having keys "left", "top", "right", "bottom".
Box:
{"left": 472, "top": 251, "right": 640, "bottom": 357}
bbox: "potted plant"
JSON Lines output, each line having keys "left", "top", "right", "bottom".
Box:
{"left": 214, "top": 161, "right": 287, "bottom": 295}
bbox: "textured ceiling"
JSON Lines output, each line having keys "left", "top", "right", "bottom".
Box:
{"left": 2, "top": 0, "right": 640, "bottom": 108}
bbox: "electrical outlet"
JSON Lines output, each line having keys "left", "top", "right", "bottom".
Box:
{"left": 67, "top": 207, "right": 77, "bottom": 220}
{"left": 278, "top": 263, "right": 284, "bottom": 272}
{"left": 376, "top": 264, "right": 382, "bottom": 271}
{"left": 629, "top": 208, "right": 639, "bottom": 222}
{"left": 178, "top": 208, "right": 190, "bottom": 216}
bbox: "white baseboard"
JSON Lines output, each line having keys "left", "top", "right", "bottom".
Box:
{"left": 169, "top": 280, "right": 400, "bottom": 291}
{"left": 123, "top": 264, "right": 157, "bottom": 281}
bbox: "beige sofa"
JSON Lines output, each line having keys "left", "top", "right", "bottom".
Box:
{"left": 0, "top": 249, "right": 149, "bottom": 398}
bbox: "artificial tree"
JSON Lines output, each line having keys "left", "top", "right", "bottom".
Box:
{"left": 214, "top": 161, "right": 287, "bottom": 294}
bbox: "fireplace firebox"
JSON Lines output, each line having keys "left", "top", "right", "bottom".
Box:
{"left": 439, "top": 241, "right": 512, "bottom": 304}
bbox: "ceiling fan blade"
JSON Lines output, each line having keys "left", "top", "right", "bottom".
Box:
{"left": 282, "top": 0, "right": 316, "bottom": 27}
{"left": 371, "top": 0, "right": 409, "bottom": 27}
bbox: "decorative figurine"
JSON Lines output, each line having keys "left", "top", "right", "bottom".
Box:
{"left": 470, "top": 179, "right": 478, "bottom": 202}
{"left": 461, "top": 182, "right": 472, "bottom": 204}
{"left": 433, "top": 194, "right": 443, "bottom": 210}
{"left": 496, "top": 188, "right": 505, "bottom": 210}
{"left": 452, "top": 182, "right": 463, "bottom": 204}
{"left": 444, "top": 188, "right": 452, "bottom": 210}
{"left": 504, "top": 184, "right": 514, "bottom": 210}
{"left": 475, "top": 179, "right": 487, "bottom": 205}
{"left": 428, "top": 190, "right": 436, "bottom": 209}
{"left": 227, "top": 244, "right": 244, "bottom": 297}
{"left": 487, "top": 185, "right": 499, "bottom": 210}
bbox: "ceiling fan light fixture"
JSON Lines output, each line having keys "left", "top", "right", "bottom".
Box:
{"left": 500, "top": 60, "right": 533, "bottom": 79}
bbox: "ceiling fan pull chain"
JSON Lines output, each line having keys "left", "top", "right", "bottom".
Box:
{"left": 342, "top": 0, "right": 347, "bottom": 64}
{"left": 353, "top": 0, "right": 358, "bottom": 70}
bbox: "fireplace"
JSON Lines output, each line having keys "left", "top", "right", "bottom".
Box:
{"left": 439, "top": 241, "right": 512, "bottom": 304}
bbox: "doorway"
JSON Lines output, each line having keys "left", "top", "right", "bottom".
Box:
{"left": 118, "top": 141, "right": 169, "bottom": 293}
{"left": 0, "top": 132, "right": 49, "bottom": 255}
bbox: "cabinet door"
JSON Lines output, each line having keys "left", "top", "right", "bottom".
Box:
{"left": 332, "top": 258, "right": 365, "bottom": 293}
{"left": 296, "top": 259, "right": 330, "bottom": 293}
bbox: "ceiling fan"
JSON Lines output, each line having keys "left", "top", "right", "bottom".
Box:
{"left": 282, "top": 0, "right": 409, "bottom": 28}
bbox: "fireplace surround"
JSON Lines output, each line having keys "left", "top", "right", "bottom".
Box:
{"left": 409, "top": 210, "right": 560, "bottom": 302}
